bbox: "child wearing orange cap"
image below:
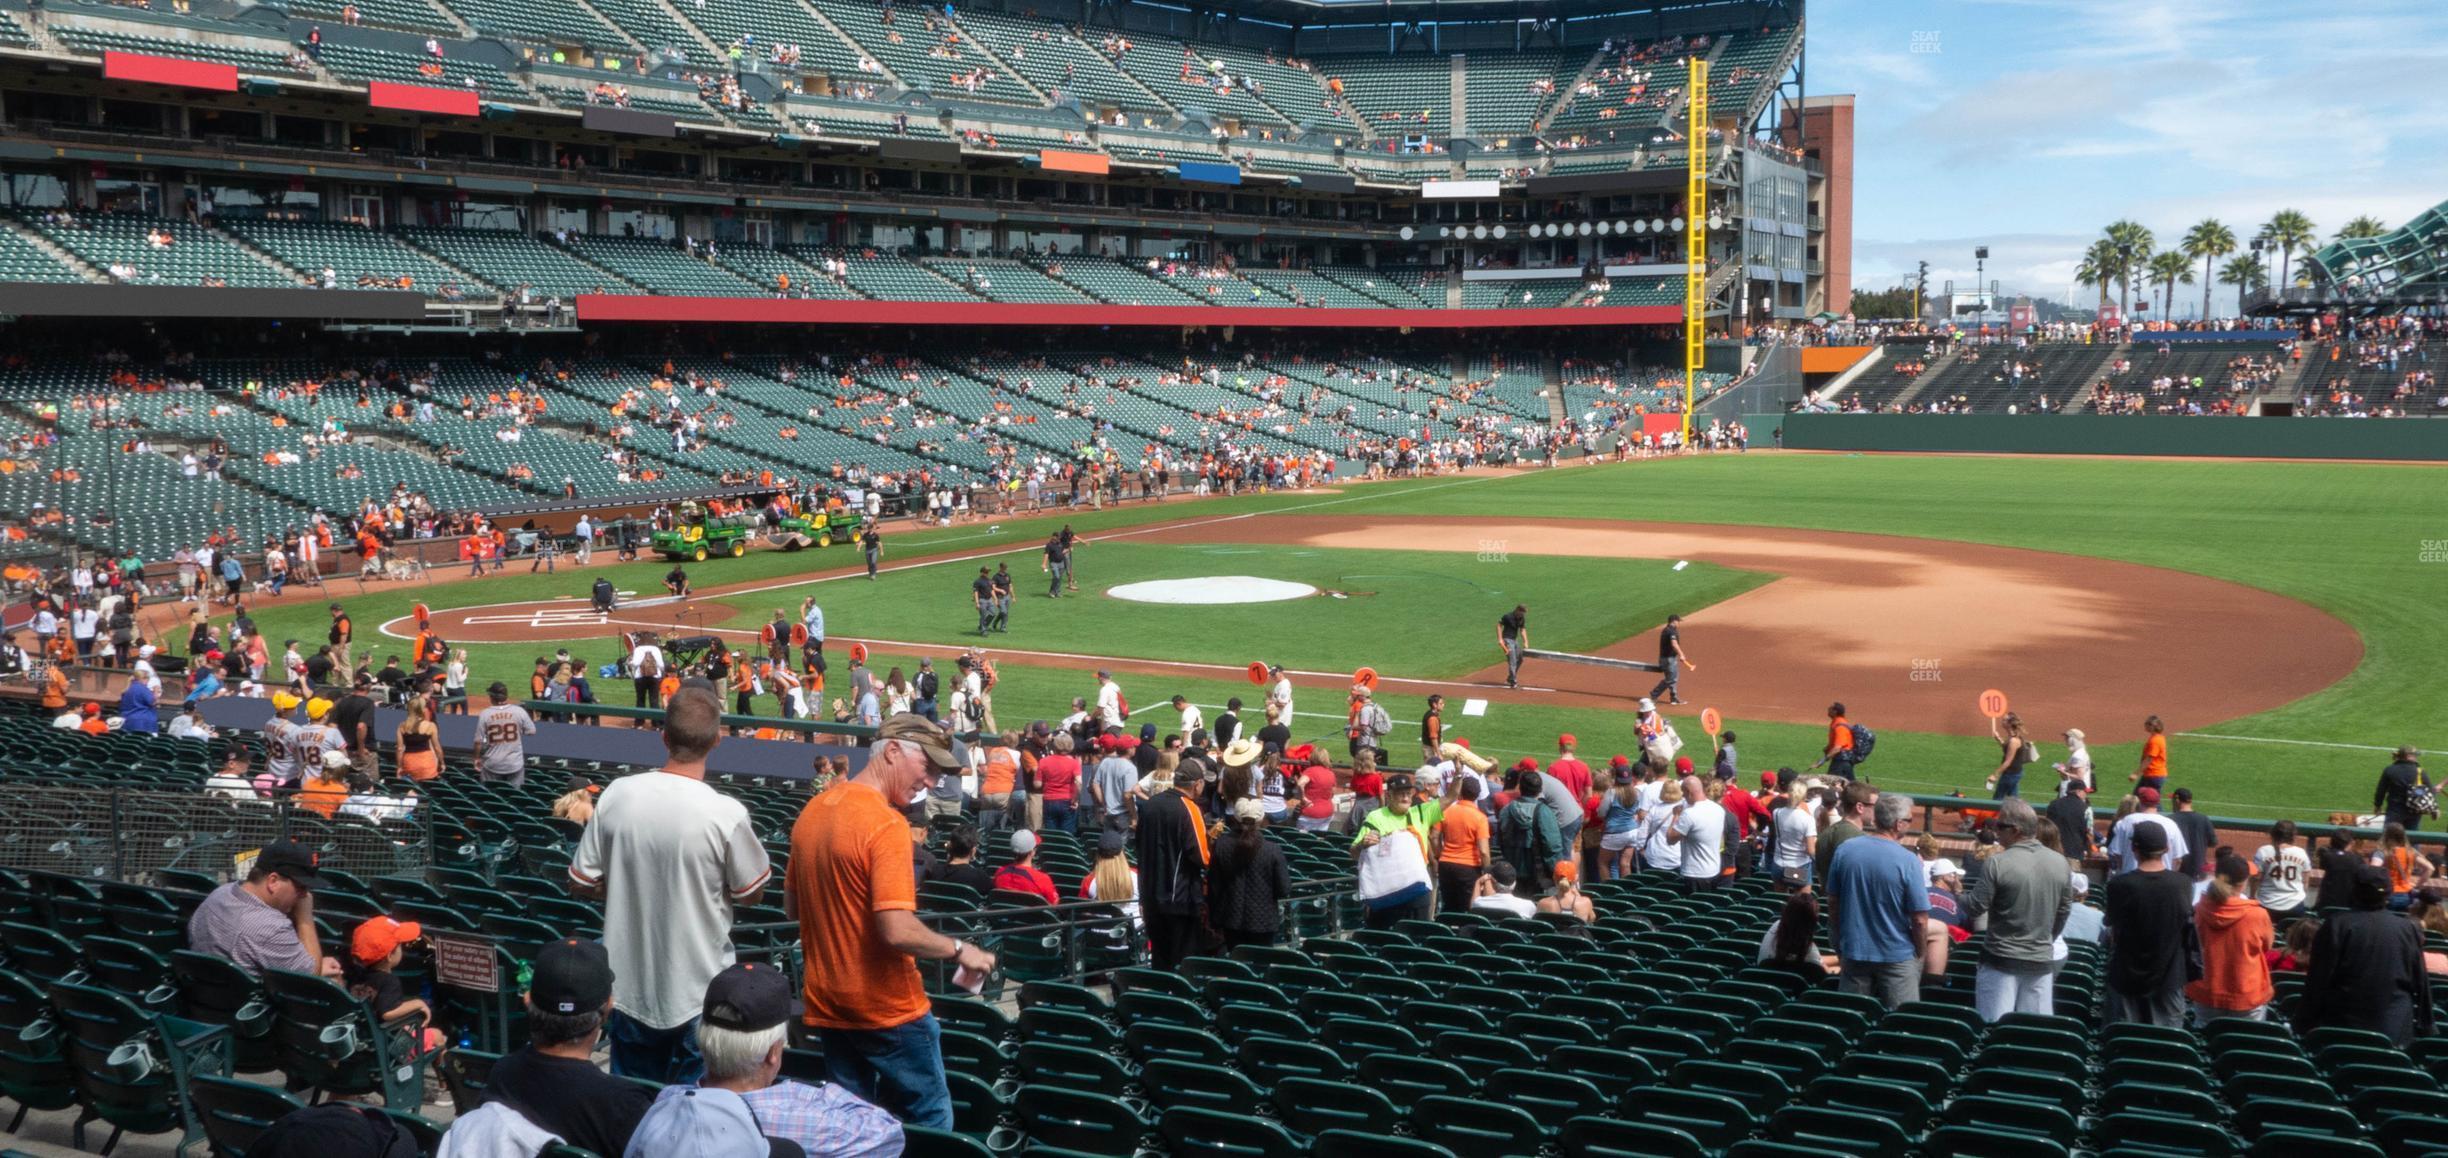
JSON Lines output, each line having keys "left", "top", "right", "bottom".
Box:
{"left": 344, "top": 916, "right": 443, "bottom": 1057}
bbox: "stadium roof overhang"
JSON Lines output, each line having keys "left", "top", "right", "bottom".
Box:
{"left": 575, "top": 296, "right": 1681, "bottom": 328}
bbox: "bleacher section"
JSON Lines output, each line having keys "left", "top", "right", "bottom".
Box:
{"left": 0, "top": 226, "right": 94, "bottom": 285}
{"left": 49, "top": 27, "right": 313, "bottom": 75}
{"left": 1317, "top": 53, "right": 1452, "bottom": 139}
{"left": 1708, "top": 26, "right": 1799, "bottom": 120}
{"left": 214, "top": 218, "right": 482, "bottom": 295}
{"left": 1910, "top": 342, "right": 2116, "bottom": 414}
{"left": 1098, "top": 32, "right": 1290, "bottom": 129}
{"left": 22, "top": 213, "right": 297, "bottom": 289}
{"left": 312, "top": 42, "right": 528, "bottom": 102}
{"left": 953, "top": 9, "right": 1170, "bottom": 120}
{"left": 1463, "top": 51, "right": 1571, "bottom": 139}
{"left": 920, "top": 258, "right": 1094, "bottom": 304}
{"left": 710, "top": 246, "right": 863, "bottom": 298}
{"left": 815, "top": 0, "right": 1033, "bottom": 107}
{"left": 557, "top": 235, "right": 763, "bottom": 296}
{"left": 430, "top": 0, "right": 626, "bottom": 51}
{"left": 1463, "top": 279, "right": 1578, "bottom": 309}
{"left": 397, "top": 228, "right": 641, "bottom": 298}
{"left": 287, "top": 0, "right": 461, "bottom": 37}
{"left": 1034, "top": 258, "right": 1208, "bottom": 307}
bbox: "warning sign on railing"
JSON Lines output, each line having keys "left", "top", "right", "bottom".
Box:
{"left": 429, "top": 934, "right": 500, "bottom": 992}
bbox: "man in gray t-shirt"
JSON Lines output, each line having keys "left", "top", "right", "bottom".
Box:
{"left": 1090, "top": 737, "right": 1140, "bottom": 833}
{"left": 473, "top": 681, "right": 537, "bottom": 787}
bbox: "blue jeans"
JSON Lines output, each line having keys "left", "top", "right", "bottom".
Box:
{"left": 820, "top": 1014, "right": 951, "bottom": 1129}
{"left": 1993, "top": 771, "right": 2022, "bottom": 800}
{"left": 1042, "top": 800, "right": 1076, "bottom": 833}
{"left": 605, "top": 1009, "right": 702, "bottom": 1084}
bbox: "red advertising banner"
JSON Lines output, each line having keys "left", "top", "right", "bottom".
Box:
{"left": 102, "top": 51, "right": 238, "bottom": 92}
{"left": 369, "top": 81, "right": 480, "bottom": 117}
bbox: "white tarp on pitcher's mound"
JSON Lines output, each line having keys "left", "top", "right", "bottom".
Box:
{"left": 1107, "top": 576, "right": 1319, "bottom": 605}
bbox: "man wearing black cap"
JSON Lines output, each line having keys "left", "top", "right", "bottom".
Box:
{"left": 467, "top": 939, "right": 653, "bottom": 1158}
{"left": 187, "top": 839, "right": 340, "bottom": 979}
{"left": 2102, "top": 820, "right": 2193, "bottom": 1027}
{"left": 330, "top": 672, "right": 380, "bottom": 780}
{"left": 637, "top": 961, "right": 899, "bottom": 1156}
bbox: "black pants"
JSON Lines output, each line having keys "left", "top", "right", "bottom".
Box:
{"left": 1437, "top": 862, "right": 1481, "bottom": 915}
{"left": 1220, "top": 927, "right": 1277, "bottom": 951}
{"left": 1363, "top": 893, "right": 1431, "bottom": 931}
{"left": 634, "top": 678, "right": 661, "bottom": 709}
{"left": 1147, "top": 909, "right": 1202, "bottom": 971}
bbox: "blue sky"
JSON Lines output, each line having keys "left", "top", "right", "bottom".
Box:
{"left": 1806, "top": 0, "right": 2448, "bottom": 315}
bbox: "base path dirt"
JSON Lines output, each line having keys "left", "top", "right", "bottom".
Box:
{"left": 1143, "top": 516, "right": 2362, "bottom": 743}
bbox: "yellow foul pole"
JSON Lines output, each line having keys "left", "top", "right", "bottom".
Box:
{"left": 1683, "top": 55, "right": 1708, "bottom": 442}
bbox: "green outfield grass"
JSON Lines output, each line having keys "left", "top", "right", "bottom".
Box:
{"left": 224, "top": 454, "right": 2448, "bottom": 820}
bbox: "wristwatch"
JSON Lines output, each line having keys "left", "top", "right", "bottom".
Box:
{"left": 946, "top": 939, "right": 969, "bottom": 962}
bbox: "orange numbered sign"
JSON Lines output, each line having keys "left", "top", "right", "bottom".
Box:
{"left": 1245, "top": 662, "right": 1269, "bottom": 685}
{"left": 1699, "top": 707, "right": 1722, "bottom": 736}
{"left": 1978, "top": 689, "right": 2010, "bottom": 719}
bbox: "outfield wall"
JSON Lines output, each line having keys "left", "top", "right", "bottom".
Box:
{"left": 1779, "top": 414, "right": 2448, "bottom": 461}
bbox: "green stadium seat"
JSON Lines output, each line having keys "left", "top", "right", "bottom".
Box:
{"left": 186, "top": 1074, "right": 307, "bottom": 1158}
{"left": 1411, "top": 1094, "right": 1545, "bottom": 1158}
{"left": 1158, "top": 1105, "right": 1303, "bottom": 1158}
{"left": 1271, "top": 1076, "right": 1402, "bottom": 1139}
{"left": 1013, "top": 1085, "right": 1154, "bottom": 1157}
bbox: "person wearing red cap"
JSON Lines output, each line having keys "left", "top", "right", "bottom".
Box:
{"left": 344, "top": 916, "right": 441, "bottom": 1057}
{"left": 77, "top": 701, "right": 109, "bottom": 736}
{"left": 1548, "top": 735, "right": 1591, "bottom": 801}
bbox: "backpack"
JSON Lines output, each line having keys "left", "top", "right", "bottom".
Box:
{"left": 1115, "top": 693, "right": 1129, "bottom": 720}
{"left": 1847, "top": 724, "right": 1876, "bottom": 763}
{"left": 638, "top": 649, "right": 662, "bottom": 680}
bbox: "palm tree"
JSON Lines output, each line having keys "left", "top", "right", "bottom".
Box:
{"left": 2260, "top": 209, "right": 2316, "bottom": 287}
{"left": 2181, "top": 218, "right": 2236, "bottom": 323}
{"left": 2218, "top": 254, "right": 2268, "bottom": 314}
{"left": 2102, "top": 220, "right": 2154, "bottom": 316}
{"left": 2147, "top": 251, "right": 2193, "bottom": 320}
{"left": 2077, "top": 239, "right": 2119, "bottom": 313}
{"left": 2335, "top": 215, "right": 2388, "bottom": 242}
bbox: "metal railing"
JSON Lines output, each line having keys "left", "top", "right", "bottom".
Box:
{"left": 0, "top": 782, "right": 431, "bottom": 882}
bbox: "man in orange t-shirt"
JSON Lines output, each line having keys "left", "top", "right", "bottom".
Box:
{"left": 1433, "top": 778, "right": 1492, "bottom": 914}
{"left": 786, "top": 713, "right": 994, "bottom": 1129}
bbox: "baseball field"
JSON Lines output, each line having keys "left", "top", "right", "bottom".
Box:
{"left": 210, "top": 451, "right": 2447, "bottom": 820}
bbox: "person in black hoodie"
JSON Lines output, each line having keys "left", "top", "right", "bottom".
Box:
{"left": 2298, "top": 865, "right": 2433, "bottom": 1045}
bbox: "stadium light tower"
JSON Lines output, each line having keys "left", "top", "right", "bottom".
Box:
{"left": 1974, "top": 246, "right": 1988, "bottom": 323}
